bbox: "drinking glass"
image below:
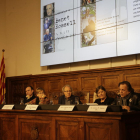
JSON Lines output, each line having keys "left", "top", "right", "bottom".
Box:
{"left": 20, "top": 98, "right": 24, "bottom": 105}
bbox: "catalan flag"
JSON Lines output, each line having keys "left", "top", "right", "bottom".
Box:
{"left": 0, "top": 50, "right": 5, "bottom": 104}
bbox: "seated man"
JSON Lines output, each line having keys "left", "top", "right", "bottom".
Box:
{"left": 58, "top": 85, "right": 82, "bottom": 104}
{"left": 112, "top": 81, "right": 140, "bottom": 111}
{"left": 23, "top": 86, "right": 39, "bottom": 105}
{"left": 36, "top": 87, "right": 50, "bottom": 104}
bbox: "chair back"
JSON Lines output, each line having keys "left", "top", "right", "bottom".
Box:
{"left": 48, "top": 92, "right": 62, "bottom": 104}
{"left": 72, "top": 91, "right": 90, "bottom": 104}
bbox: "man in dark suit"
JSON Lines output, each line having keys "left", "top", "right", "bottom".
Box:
{"left": 58, "top": 85, "right": 82, "bottom": 105}
{"left": 112, "top": 81, "right": 140, "bottom": 111}
{"left": 21, "top": 86, "right": 39, "bottom": 104}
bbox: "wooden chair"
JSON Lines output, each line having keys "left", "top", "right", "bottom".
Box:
{"left": 93, "top": 92, "right": 99, "bottom": 103}
{"left": 72, "top": 91, "right": 90, "bottom": 104}
{"left": 48, "top": 92, "right": 62, "bottom": 104}
{"left": 106, "top": 91, "right": 118, "bottom": 98}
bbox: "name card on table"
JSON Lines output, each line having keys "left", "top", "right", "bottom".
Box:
{"left": 58, "top": 105, "right": 75, "bottom": 111}
{"left": 25, "top": 105, "right": 38, "bottom": 110}
{"left": 87, "top": 105, "right": 107, "bottom": 112}
{"left": 2, "top": 105, "right": 14, "bottom": 110}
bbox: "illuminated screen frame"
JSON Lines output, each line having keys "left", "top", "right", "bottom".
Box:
{"left": 40, "top": 0, "right": 140, "bottom": 66}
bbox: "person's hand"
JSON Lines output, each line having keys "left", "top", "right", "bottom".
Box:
{"left": 122, "top": 106, "right": 130, "bottom": 112}
{"left": 26, "top": 95, "right": 31, "bottom": 99}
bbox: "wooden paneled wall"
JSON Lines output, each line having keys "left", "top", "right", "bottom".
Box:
{"left": 6, "top": 65, "right": 140, "bottom": 104}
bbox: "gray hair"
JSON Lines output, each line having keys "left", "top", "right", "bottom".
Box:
{"left": 62, "top": 85, "right": 72, "bottom": 93}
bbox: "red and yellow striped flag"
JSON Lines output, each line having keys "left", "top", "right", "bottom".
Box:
{"left": 0, "top": 50, "right": 5, "bottom": 104}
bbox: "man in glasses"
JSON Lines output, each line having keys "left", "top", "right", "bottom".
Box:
{"left": 58, "top": 85, "right": 82, "bottom": 105}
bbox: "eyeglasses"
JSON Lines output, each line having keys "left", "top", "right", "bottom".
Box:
{"left": 64, "top": 90, "right": 72, "bottom": 93}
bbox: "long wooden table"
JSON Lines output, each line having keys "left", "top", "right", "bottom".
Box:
{"left": 0, "top": 109, "right": 140, "bottom": 140}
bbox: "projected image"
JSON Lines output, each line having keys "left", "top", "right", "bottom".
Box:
{"left": 43, "top": 3, "right": 55, "bottom": 54}
{"left": 44, "top": 3, "right": 54, "bottom": 17}
{"left": 44, "top": 17, "right": 54, "bottom": 30}
{"left": 41, "top": 0, "right": 140, "bottom": 66}
{"left": 44, "top": 28, "right": 53, "bottom": 41}
{"left": 82, "top": 0, "right": 94, "bottom": 6}
{"left": 96, "top": 0, "right": 128, "bottom": 44}
{"left": 81, "top": 3, "right": 96, "bottom": 47}
{"left": 43, "top": 41, "right": 54, "bottom": 54}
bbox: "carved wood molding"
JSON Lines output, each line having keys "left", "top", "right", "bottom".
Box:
{"left": 6, "top": 64, "right": 140, "bottom": 104}
{"left": 30, "top": 125, "right": 39, "bottom": 140}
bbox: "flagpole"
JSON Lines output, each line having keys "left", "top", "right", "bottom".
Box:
{"left": 0, "top": 49, "right": 6, "bottom": 104}
{"left": 3, "top": 49, "right": 5, "bottom": 104}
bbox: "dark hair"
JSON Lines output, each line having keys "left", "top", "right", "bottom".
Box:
{"left": 26, "top": 86, "right": 34, "bottom": 91}
{"left": 118, "top": 81, "right": 134, "bottom": 93}
{"left": 96, "top": 85, "right": 106, "bottom": 95}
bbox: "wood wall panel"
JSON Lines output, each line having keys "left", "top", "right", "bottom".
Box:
{"left": 81, "top": 77, "right": 98, "bottom": 92}
{"left": 125, "top": 123, "right": 140, "bottom": 140}
{"left": 6, "top": 65, "right": 140, "bottom": 104}
{"left": 64, "top": 78, "right": 79, "bottom": 91}
{"left": 101, "top": 75, "right": 120, "bottom": 91}
{"left": 55, "top": 117, "right": 84, "bottom": 140}
{"left": 19, "top": 119, "right": 51, "bottom": 140}
{"left": 48, "top": 79, "right": 62, "bottom": 93}
{"left": 85, "top": 119, "right": 119, "bottom": 140}
{"left": 0, "top": 117, "right": 16, "bottom": 140}
{"left": 0, "top": 110, "right": 140, "bottom": 140}
{"left": 33, "top": 80, "right": 47, "bottom": 93}
{"left": 8, "top": 79, "right": 29, "bottom": 104}
{"left": 124, "top": 74, "right": 140, "bottom": 93}
{"left": 57, "top": 121, "right": 79, "bottom": 140}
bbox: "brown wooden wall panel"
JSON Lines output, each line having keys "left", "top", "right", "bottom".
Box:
{"left": 19, "top": 119, "right": 51, "bottom": 140}
{"left": 64, "top": 78, "right": 79, "bottom": 91}
{"left": 124, "top": 74, "right": 140, "bottom": 92}
{"left": 33, "top": 80, "right": 47, "bottom": 92}
{"left": 85, "top": 119, "right": 119, "bottom": 140}
{"left": 126, "top": 123, "right": 140, "bottom": 140}
{"left": 0, "top": 117, "right": 16, "bottom": 140}
{"left": 6, "top": 65, "right": 140, "bottom": 104}
{"left": 10, "top": 80, "right": 29, "bottom": 104}
{"left": 101, "top": 75, "right": 120, "bottom": 91}
{"left": 1, "top": 110, "right": 140, "bottom": 140}
{"left": 48, "top": 79, "right": 62, "bottom": 93}
{"left": 56, "top": 117, "right": 83, "bottom": 140}
{"left": 81, "top": 77, "right": 98, "bottom": 92}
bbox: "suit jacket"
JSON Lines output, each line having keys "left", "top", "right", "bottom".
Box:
{"left": 58, "top": 95, "right": 82, "bottom": 104}
{"left": 23, "top": 94, "right": 39, "bottom": 105}
{"left": 111, "top": 92, "right": 140, "bottom": 111}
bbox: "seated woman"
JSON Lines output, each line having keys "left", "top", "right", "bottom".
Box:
{"left": 94, "top": 85, "right": 114, "bottom": 105}
{"left": 58, "top": 85, "right": 82, "bottom": 104}
{"left": 36, "top": 87, "right": 50, "bottom": 104}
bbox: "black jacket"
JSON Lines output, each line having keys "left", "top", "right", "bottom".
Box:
{"left": 94, "top": 97, "right": 114, "bottom": 105}
{"left": 111, "top": 92, "right": 140, "bottom": 111}
{"left": 23, "top": 94, "right": 39, "bottom": 104}
{"left": 58, "top": 95, "right": 82, "bottom": 104}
